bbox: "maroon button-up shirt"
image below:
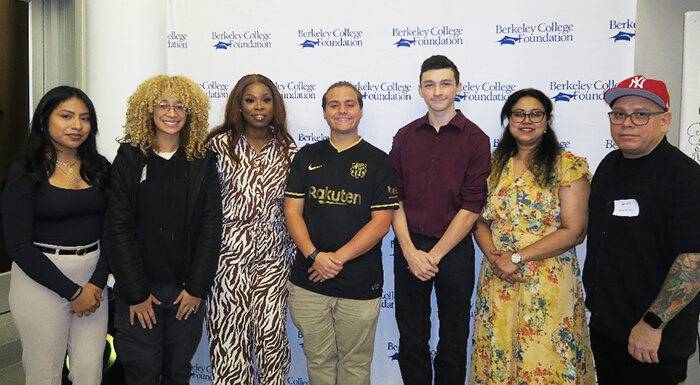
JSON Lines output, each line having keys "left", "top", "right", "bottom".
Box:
{"left": 390, "top": 110, "right": 490, "bottom": 238}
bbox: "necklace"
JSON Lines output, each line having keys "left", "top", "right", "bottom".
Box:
{"left": 56, "top": 158, "right": 79, "bottom": 174}
{"left": 56, "top": 165, "right": 83, "bottom": 184}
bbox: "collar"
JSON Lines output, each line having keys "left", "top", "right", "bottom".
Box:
{"left": 330, "top": 136, "right": 363, "bottom": 153}
{"left": 416, "top": 110, "right": 467, "bottom": 132}
{"left": 615, "top": 136, "right": 671, "bottom": 175}
{"left": 238, "top": 132, "right": 277, "bottom": 152}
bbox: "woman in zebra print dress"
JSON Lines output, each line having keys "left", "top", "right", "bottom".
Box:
{"left": 206, "top": 74, "right": 297, "bottom": 385}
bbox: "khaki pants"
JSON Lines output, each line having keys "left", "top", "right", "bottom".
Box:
{"left": 288, "top": 283, "right": 380, "bottom": 385}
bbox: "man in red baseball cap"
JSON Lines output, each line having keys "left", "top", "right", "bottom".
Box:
{"left": 584, "top": 75, "right": 700, "bottom": 384}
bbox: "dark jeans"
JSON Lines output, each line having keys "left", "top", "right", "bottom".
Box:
{"left": 113, "top": 282, "right": 204, "bottom": 385}
{"left": 394, "top": 232, "right": 475, "bottom": 385}
{"left": 590, "top": 327, "right": 688, "bottom": 385}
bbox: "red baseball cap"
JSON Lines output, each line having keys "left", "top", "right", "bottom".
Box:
{"left": 604, "top": 75, "right": 670, "bottom": 111}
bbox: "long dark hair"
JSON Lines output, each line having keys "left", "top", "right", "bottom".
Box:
{"left": 207, "top": 74, "right": 295, "bottom": 165}
{"left": 23, "top": 86, "right": 110, "bottom": 193}
{"left": 491, "top": 88, "right": 560, "bottom": 190}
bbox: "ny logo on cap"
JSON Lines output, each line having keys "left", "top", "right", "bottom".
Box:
{"left": 629, "top": 76, "right": 648, "bottom": 89}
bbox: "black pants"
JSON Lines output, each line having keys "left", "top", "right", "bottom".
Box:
{"left": 590, "top": 327, "right": 688, "bottom": 385}
{"left": 114, "top": 282, "right": 204, "bottom": 385}
{"left": 394, "top": 232, "right": 475, "bottom": 385}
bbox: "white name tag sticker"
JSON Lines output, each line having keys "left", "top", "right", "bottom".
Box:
{"left": 140, "top": 165, "right": 147, "bottom": 183}
{"left": 613, "top": 199, "right": 640, "bottom": 217}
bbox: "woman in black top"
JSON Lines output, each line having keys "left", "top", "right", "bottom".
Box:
{"left": 103, "top": 75, "right": 222, "bottom": 385}
{"left": 2, "top": 86, "right": 111, "bottom": 384}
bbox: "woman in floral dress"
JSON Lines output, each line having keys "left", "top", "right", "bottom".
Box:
{"left": 469, "top": 88, "right": 595, "bottom": 384}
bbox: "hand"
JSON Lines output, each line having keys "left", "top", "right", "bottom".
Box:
{"left": 69, "top": 283, "right": 103, "bottom": 317}
{"left": 628, "top": 318, "right": 662, "bottom": 363}
{"left": 130, "top": 294, "right": 161, "bottom": 329}
{"left": 404, "top": 247, "right": 438, "bottom": 282}
{"left": 308, "top": 252, "right": 343, "bottom": 282}
{"left": 173, "top": 289, "right": 202, "bottom": 321}
{"left": 490, "top": 250, "right": 527, "bottom": 284}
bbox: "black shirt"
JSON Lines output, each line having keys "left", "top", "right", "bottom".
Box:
{"left": 2, "top": 161, "right": 108, "bottom": 299}
{"left": 137, "top": 150, "right": 188, "bottom": 283}
{"left": 584, "top": 137, "right": 700, "bottom": 359}
{"left": 285, "top": 139, "right": 399, "bottom": 299}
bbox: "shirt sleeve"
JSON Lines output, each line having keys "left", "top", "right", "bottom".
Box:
{"left": 1, "top": 162, "right": 81, "bottom": 300}
{"left": 102, "top": 147, "right": 150, "bottom": 305}
{"left": 285, "top": 147, "right": 307, "bottom": 198}
{"left": 559, "top": 151, "right": 592, "bottom": 187}
{"left": 184, "top": 153, "right": 223, "bottom": 298}
{"left": 389, "top": 130, "right": 405, "bottom": 201}
{"left": 460, "top": 132, "right": 491, "bottom": 213}
{"left": 88, "top": 245, "right": 109, "bottom": 289}
{"left": 371, "top": 155, "right": 400, "bottom": 211}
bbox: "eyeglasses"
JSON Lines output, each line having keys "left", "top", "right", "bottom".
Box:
{"left": 607, "top": 111, "right": 664, "bottom": 126}
{"left": 154, "top": 102, "right": 188, "bottom": 114}
{"left": 510, "top": 110, "right": 546, "bottom": 123}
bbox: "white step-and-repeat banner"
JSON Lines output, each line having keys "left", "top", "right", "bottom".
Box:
{"left": 86, "top": 1, "right": 636, "bottom": 383}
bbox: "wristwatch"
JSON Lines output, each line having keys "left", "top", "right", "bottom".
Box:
{"left": 510, "top": 252, "right": 522, "bottom": 265}
{"left": 307, "top": 249, "right": 320, "bottom": 261}
{"left": 643, "top": 311, "right": 664, "bottom": 329}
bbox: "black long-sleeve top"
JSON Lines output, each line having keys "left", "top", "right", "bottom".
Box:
{"left": 2, "top": 161, "right": 109, "bottom": 299}
{"left": 137, "top": 149, "right": 188, "bottom": 283}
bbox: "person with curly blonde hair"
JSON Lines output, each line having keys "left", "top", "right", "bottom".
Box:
{"left": 103, "top": 75, "right": 223, "bottom": 385}
{"left": 122, "top": 75, "right": 210, "bottom": 160}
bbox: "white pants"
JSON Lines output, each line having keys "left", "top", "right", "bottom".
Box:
{"left": 9, "top": 243, "right": 107, "bottom": 385}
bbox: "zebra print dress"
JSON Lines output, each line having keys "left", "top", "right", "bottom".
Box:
{"left": 206, "top": 132, "right": 296, "bottom": 385}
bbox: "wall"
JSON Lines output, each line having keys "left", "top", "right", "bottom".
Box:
{"left": 0, "top": 0, "right": 29, "bottom": 274}
{"left": 636, "top": 0, "right": 700, "bottom": 146}
{"left": 80, "top": 2, "right": 635, "bottom": 384}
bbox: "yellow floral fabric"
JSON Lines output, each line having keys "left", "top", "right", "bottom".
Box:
{"left": 469, "top": 151, "right": 595, "bottom": 385}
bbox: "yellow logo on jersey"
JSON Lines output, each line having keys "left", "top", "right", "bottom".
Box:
{"left": 350, "top": 162, "right": 367, "bottom": 179}
{"left": 308, "top": 186, "right": 362, "bottom": 206}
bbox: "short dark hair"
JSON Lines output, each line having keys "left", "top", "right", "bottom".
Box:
{"left": 322, "top": 81, "right": 363, "bottom": 110}
{"left": 420, "top": 55, "right": 460, "bottom": 84}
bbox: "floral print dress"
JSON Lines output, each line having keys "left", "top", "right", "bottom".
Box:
{"left": 469, "top": 152, "right": 595, "bottom": 385}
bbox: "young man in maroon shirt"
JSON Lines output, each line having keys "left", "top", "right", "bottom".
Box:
{"left": 390, "top": 55, "right": 490, "bottom": 385}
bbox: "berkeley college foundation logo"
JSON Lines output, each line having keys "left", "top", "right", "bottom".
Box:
{"left": 190, "top": 363, "right": 212, "bottom": 381}
{"left": 381, "top": 290, "right": 395, "bottom": 309}
{"left": 455, "top": 81, "right": 516, "bottom": 103}
{"left": 355, "top": 81, "right": 412, "bottom": 102}
{"left": 609, "top": 18, "right": 635, "bottom": 42}
{"left": 297, "top": 132, "right": 329, "bottom": 146}
{"left": 496, "top": 21, "right": 574, "bottom": 45}
{"left": 275, "top": 81, "right": 317, "bottom": 100}
{"left": 211, "top": 30, "right": 272, "bottom": 49}
{"left": 200, "top": 81, "right": 229, "bottom": 99}
{"left": 286, "top": 377, "right": 310, "bottom": 385}
{"left": 386, "top": 341, "right": 436, "bottom": 363}
{"left": 298, "top": 28, "right": 363, "bottom": 48}
{"left": 549, "top": 79, "right": 619, "bottom": 102}
{"left": 167, "top": 31, "right": 187, "bottom": 49}
{"left": 392, "top": 26, "right": 464, "bottom": 47}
